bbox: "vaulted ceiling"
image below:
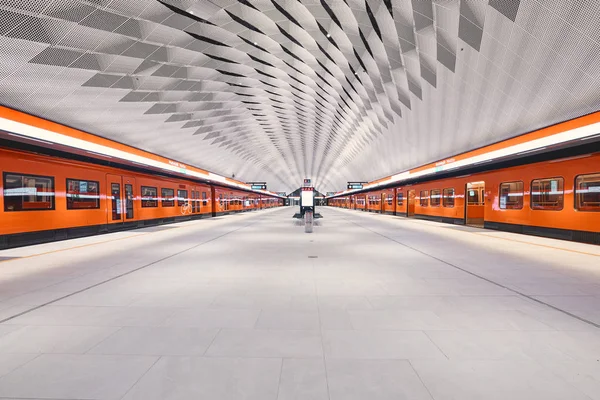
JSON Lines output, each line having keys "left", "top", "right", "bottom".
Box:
{"left": 0, "top": 0, "right": 599, "bottom": 192}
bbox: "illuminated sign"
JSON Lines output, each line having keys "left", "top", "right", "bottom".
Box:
{"left": 303, "top": 178, "right": 311, "bottom": 187}
{"left": 347, "top": 182, "right": 365, "bottom": 190}
{"left": 247, "top": 181, "right": 267, "bottom": 190}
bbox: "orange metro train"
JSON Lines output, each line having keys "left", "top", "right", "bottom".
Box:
{"left": 329, "top": 112, "right": 600, "bottom": 245}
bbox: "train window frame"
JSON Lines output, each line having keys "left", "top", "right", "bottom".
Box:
{"left": 3, "top": 172, "right": 56, "bottom": 212}
{"left": 141, "top": 186, "right": 158, "bottom": 208}
{"left": 177, "top": 189, "right": 188, "bottom": 207}
{"left": 499, "top": 181, "right": 524, "bottom": 210}
{"left": 430, "top": 189, "right": 441, "bottom": 207}
{"left": 419, "top": 190, "right": 429, "bottom": 207}
{"left": 530, "top": 177, "right": 564, "bottom": 211}
{"left": 161, "top": 188, "right": 175, "bottom": 207}
{"left": 397, "top": 192, "right": 404, "bottom": 206}
{"left": 575, "top": 173, "right": 600, "bottom": 212}
{"left": 66, "top": 178, "right": 100, "bottom": 210}
{"left": 442, "top": 188, "right": 455, "bottom": 208}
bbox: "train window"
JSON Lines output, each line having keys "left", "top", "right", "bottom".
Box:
{"left": 430, "top": 189, "right": 441, "bottom": 207}
{"left": 3, "top": 172, "right": 55, "bottom": 212}
{"left": 420, "top": 190, "right": 429, "bottom": 207}
{"left": 177, "top": 189, "right": 188, "bottom": 206}
{"left": 442, "top": 188, "right": 455, "bottom": 207}
{"left": 111, "top": 183, "right": 121, "bottom": 221}
{"left": 161, "top": 188, "right": 175, "bottom": 207}
{"left": 531, "top": 178, "right": 564, "bottom": 211}
{"left": 397, "top": 192, "right": 404, "bottom": 206}
{"left": 387, "top": 194, "right": 392, "bottom": 206}
{"left": 202, "top": 191, "right": 208, "bottom": 206}
{"left": 124, "top": 184, "right": 134, "bottom": 219}
{"left": 141, "top": 186, "right": 158, "bottom": 208}
{"left": 575, "top": 173, "right": 600, "bottom": 212}
{"left": 467, "top": 189, "right": 480, "bottom": 205}
{"left": 499, "top": 181, "right": 524, "bottom": 209}
{"left": 66, "top": 179, "right": 100, "bottom": 209}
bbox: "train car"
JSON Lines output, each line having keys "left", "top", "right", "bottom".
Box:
{"left": 214, "top": 187, "right": 248, "bottom": 215}
{"left": 329, "top": 153, "right": 600, "bottom": 244}
{"left": 0, "top": 146, "right": 281, "bottom": 249}
{"left": 354, "top": 194, "right": 366, "bottom": 211}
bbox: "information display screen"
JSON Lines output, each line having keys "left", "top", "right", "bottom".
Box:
{"left": 301, "top": 188, "right": 314, "bottom": 206}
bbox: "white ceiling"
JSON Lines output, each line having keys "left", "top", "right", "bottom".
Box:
{"left": 0, "top": 0, "right": 599, "bottom": 193}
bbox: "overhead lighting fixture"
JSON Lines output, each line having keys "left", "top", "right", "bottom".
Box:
{"left": 326, "top": 33, "right": 331, "bottom": 38}
{"left": 253, "top": 42, "right": 257, "bottom": 45}
{"left": 516, "top": 147, "right": 546, "bottom": 155}
{"left": 189, "top": 10, "right": 194, "bottom": 14}
{"left": 580, "top": 133, "right": 600, "bottom": 141}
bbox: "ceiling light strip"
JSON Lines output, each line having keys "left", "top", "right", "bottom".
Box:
{"left": 0, "top": 116, "right": 277, "bottom": 196}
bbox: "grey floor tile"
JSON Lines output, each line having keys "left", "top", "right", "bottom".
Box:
{"left": 211, "top": 293, "right": 294, "bottom": 309}
{"left": 122, "top": 356, "right": 281, "bottom": 400}
{"left": 0, "top": 354, "right": 157, "bottom": 400}
{"left": 425, "top": 330, "right": 574, "bottom": 360}
{"left": 206, "top": 329, "right": 323, "bottom": 358}
{"left": 88, "top": 326, "right": 220, "bottom": 356}
{"left": 317, "top": 295, "right": 373, "bottom": 310}
{"left": 52, "top": 288, "right": 144, "bottom": 306}
{"left": 318, "top": 309, "right": 354, "bottom": 330}
{"left": 322, "top": 330, "right": 446, "bottom": 360}
{"left": 436, "top": 309, "right": 556, "bottom": 331}
{"left": 348, "top": 310, "right": 452, "bottom": 330}
{"left": 166, "top": 308, "right": 260, "bottom": 328}
{"left": 255, "top": 310, "right": 320, "bottom": 330}
{"left": 3, "top": 290, "right": 71, "bottom": 306}
{"left": 411, "top": 359, "right": 593, "bottom": 400}
{"left": 367, "top": 295, "right": 449, "bottom": 311}
{"left": 327, "top": 359, "right": 433, "bottom": 400}
{"left": 542, "top": 360, "right": 600, "bottom": 400}
{"left": 0, "top": 354, "right": 38, "bottom": 378}
{"left": 3, "top": 305, "right": 176, "bottom": 327}
{"left": 0, "top": 325, "right": 119, "bottom": 354}
{"left": 0, "top": 325, "right": 21, "bottom": 339}
{"left": 278, "top": 359, "right": 328, "bottom": 400}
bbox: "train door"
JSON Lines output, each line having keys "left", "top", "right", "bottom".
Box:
{"left": 106, "top": 174, "right": 122, "bottom": 223}
{"left": 381, "top": 193, "right": 386, "bottom": 213}
{"left": 407, "top": 190, "right": 416, "bottom": 217}
{"left": 107, "top": 174, "right": 135, "bottom": 223}
{"left": 123, "top": 176, "right": 135, "bottom": 220}
{"left": 465, "top": 181, "right": 485, "bottom": 227}
{"left": 211, "top": 187, "right": 217, "bottom": 216}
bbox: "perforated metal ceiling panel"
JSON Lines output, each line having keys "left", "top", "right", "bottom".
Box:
{"left": 0, "top": 0, "right": 598, "bottom": 192}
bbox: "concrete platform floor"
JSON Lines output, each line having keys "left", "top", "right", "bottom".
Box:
{"left": 0, "top": 206, "right": 599, "bottom": 400}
